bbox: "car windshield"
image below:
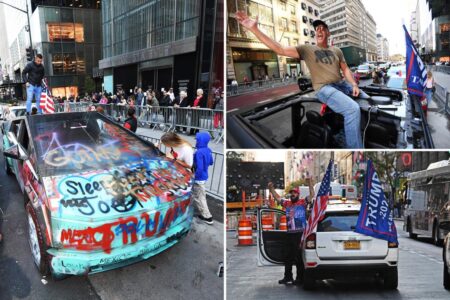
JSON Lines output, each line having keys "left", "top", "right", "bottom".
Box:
{"left": 358, "top": 65, "right": 369, "bottom": 70}
{"left": 317, "top": 211, "right": 359, "bottom": 232}
{"left": 12, "top": 108, "right": 27, "bottom": 117}
{"left": 387, "top": 77, "right": 406, "bottom": 89}
{"left": 28, "top": 112, "right": 159, "bottom": 177}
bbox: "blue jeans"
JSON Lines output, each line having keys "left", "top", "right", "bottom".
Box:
{"left": 424, "top": 88, "right": 433, "bottom": 107}
{"left": 26, "top": 84, "right": 42, "bottom": 113}
{"left": 316, "top": 80, "right": 369, "bottom": 149}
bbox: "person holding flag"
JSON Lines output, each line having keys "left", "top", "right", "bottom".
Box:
{"left": 22, "top": 53, "right": 45, "bottom": 115}
{"left": 355, "top": 160, "right": 398, "bottom": 244}
{"left": 268, "top": 177, "right": 314, "bottom": 285}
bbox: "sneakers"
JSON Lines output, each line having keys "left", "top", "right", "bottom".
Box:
{"left": 278, "top": 276, "right": 294, "bottom": 284}
{"left": 198, "top": 215, "right": 214, "bottom": 225}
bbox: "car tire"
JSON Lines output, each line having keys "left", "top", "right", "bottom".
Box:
{"left": 26, "top": 202, "right": 50, "bottom": 276}
{"left": 4, "top": 156, "right": 12, "bottom": 175}
{"left": 408, "top": 219, "right": 417, "bottom": 239}
{"left": 383, "top": 267, "right": 398, "bottom": 290}
{"left": 302, "top": 269, "right": 315, "bottom": 290}
{"left": 444, "top": 255, "right": 450, "bottom": 290}
{"left": 433, "top": 222, "right": 443, "bottom": 246}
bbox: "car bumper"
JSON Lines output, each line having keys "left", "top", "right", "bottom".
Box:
{"left": 47, "top": 218, "right": 192, "bottom": 276}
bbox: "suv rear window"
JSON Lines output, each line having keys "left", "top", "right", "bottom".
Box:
{"left": 317, "top": 212, "right": 359, "bottom": 232}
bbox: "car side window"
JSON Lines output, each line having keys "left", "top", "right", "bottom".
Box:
{"left": 17, "top": 120, "right": 31, "bottom": 154}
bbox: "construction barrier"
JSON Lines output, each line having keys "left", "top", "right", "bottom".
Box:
{"left": 237, "top": 219, "right": 253, "bottom": 246}
{"left": 279, "top": 215, "right": 287, "bottom": 231}
{"left": 261, "top": 215, "right": 274, "bottom": 231}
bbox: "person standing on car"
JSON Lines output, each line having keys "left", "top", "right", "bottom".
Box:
{"left": 22, "top": 53, "right": 45, "bottom": 115}
{"left": 424, "top": 71, "right": 435, "bottom": 108}
{"left": 235, "top": 12, "right": 369, "bottom": 148}
{"left": 267, "top": 178, "right": 314, "bottom": 285}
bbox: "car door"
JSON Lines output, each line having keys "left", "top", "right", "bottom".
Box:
{"left": 257, "top": 208, "right": 289, "bottom": 266}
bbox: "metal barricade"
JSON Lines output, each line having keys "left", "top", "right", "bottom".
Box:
{"left": 138, "top": 135, "right": 224, "bottom": 200}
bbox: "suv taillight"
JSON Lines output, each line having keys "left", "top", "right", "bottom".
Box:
{"left": 388, "top": 242, "right": 398, "bottom": 248}
{"left": 305, "top": 233, "right": 316, "bottom": 249}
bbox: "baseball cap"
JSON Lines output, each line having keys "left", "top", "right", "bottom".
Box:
{"left": 312, "top": 20, "right": 329, "bottom": 30}
{"left": 289, "top": 187, "right": 300, "bottom": 194}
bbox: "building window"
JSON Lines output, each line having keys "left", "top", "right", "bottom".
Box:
{"left": 440, "top": 23, "right": 450, "bottom": 32}
{"left": 311, "top": 31, "right": 315, "bottom": 37}
{"left": 280, "top": 17, "right": 288, "bottom": 31}
{"left": 314, "top": 9, "right": 319, "bottom": 17}
{"left": 48, "top": 23, "right": 84, "bottom": 42}
{"left": 303, "top": 28, "right": 309, "bottom": 36}
{"left": 302, "top": 16, "right": 308, "bottom": 23}
{"left": 52, "top": 87, "right": 79, "bottom": 99}
{"left": 280, "top": 1, "right": 286, "bottom": 11}
{"left": 290, "top": 4, "right": 295, "bottom": 15}
{"left": 309, "top": 18, "right": 314, "bottom": 25}
{"left": 293, "top": 38, "right": 299, "bottom": 46}
{"left": 52, "top": 53, "right": 84, "bottom": 74}
{"left": 308, "top": 6, "right": 313, "bottom": 14}
{"left": 301, "top": 3, "right": 306, "bottom": 10}
{"left": 291, "top": 20, "right": 297, "bottom": 32}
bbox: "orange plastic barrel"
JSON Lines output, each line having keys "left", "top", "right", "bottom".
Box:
{"left": 262, "top": 216, "right": 274, "bottom": 231}
{"left": 279, "top": 215, "right": 287, "bottom": 231}
{"left": 238, "top": 219, "right": 253, "bottom": 246}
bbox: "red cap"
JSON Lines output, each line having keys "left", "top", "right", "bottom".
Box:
{"left": 289, "top": 187, "right": 300, "bottom": 194}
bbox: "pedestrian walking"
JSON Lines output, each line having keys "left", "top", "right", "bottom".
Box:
{"left": 192, "top": 132, "right": 214, "bottom": 225}
{"left": 213, "top": 90, "right": 224, "bottom": 130}
{"left": 231, "top": 79, "right": 238, "bottom": 95}
{"left": 424, "top": 71, "right": 435, "bottom": 108}
{"left": 258, "top": 74, "right": 263, "bottom": 87}
{"left": 123, "top": 107, "right": 137, "bottom": 133}
{"left": 267, "top": 178, "right": 314, "bottom": 285}
{"left": 160, "top": 132, "right": 194, "bottom": 169}
{"left": 22, "top": 53, "right": 45, "bottom": 114}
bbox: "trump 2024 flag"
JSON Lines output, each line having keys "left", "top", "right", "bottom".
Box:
{"left": 355, "top": 160, "right": 398, "bottom": 244}
{"left": 404, "top": 25, "right": 427, "bottom": 97}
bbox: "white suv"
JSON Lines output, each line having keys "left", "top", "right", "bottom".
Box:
{"left": 301, "top": 200, "right": 399, "bottom": 290}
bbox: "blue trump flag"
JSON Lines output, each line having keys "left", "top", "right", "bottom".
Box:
{"left": 355, "top": 160, "right": 398, "bottom": 244}
{"left": 403, "top": 25, "right": 427, "bottom": 97}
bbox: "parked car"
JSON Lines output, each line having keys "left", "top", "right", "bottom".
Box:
{"left": 257, "top": 200, "right": 399, "bottom": 290}
{"left": 2, "top": 112, "right": 194, "bottom": 278}
{"left": 227, "top": 84, "right": 434, "bottom": 149}
{"left": 356, "top": 64, "right": 373, "bottom": 79}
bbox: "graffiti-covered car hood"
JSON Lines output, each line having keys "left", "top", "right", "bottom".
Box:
{"left": 27, "top": 112, "right": 194, "bottom": 253}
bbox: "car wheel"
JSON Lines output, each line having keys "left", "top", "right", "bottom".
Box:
{"left": 383, "top": 267, "right": 398, "bottom": 290}
{"left": 4, "top": 156, "right": 12, "bottom": 175}
{"left": 302, "top": 269, "right": 315, "bottom": 290}
{"left": 433, "top": 222, "right": 443, "bottom": 246}
{"left": 444, "top": 258, "right": 450, "bottom": 290}
{"left": 26, "top": 202, "right": 49, "bottom": 275}
{"left": 408, "top": 219, "right": 417, "bottom": 239}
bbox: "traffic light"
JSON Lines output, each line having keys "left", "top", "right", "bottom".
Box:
{"left": 26, "top": 47, "right": 33, "bottom": 62}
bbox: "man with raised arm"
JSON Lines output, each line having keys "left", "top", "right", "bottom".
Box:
{"left": 267, "top": 178, "right": 315, "bottom": 285}
{"left": 235, "top": 11, "right": 369, "bottom": 148}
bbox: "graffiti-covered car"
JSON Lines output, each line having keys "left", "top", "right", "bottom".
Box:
{"left": 2, "top": 112, "right": 193, "bottom": 278}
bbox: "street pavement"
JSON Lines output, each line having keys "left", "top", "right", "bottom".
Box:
{"left": 0, "top": 138, "right": 224, "bottom": 300}
{"left": 226, "top": 220, "right": 450, "bottom": 300}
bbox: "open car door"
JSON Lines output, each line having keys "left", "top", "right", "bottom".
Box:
{"left": 257, "top": 208, "right": 289, "bottom": 266}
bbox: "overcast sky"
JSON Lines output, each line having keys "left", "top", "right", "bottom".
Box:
{"left": 362, "top": 0, "right": 417, "bottom": 55}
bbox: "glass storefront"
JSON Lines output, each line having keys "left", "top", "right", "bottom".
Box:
{"left": 47, "top": 23, "right": 84, "bottom": 42}
{"left": 51, "top": 86, "right": 78, "bottom": 98}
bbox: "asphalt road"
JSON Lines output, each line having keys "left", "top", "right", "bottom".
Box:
{"left": 226, "top": 220, "right": 450, "bottom": 300}
{"left": 0, "top": 136, "right": 224, "bottom": 300}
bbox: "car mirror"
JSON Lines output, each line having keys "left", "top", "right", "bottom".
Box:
{"left": 3, "top": 144, "right": 28, "bottom": 161}
{"left": 439, "top": 221, "right": 450, "bottom": 231}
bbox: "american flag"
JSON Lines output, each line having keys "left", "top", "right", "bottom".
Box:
{"left": 301, "top": 159, "right": 333, "bottom": 246}
{"left": 39, "top": 78, "right": 55, "bottom": 114}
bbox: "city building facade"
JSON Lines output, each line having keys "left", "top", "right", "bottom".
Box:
{"left": 227, "top": 0, "right": 320, "bottom": 83}
{"left": 319, "top": 0, "right": 377, "bottom": 65}
{"left": 0, "top": 0, "right": 102, "bottom": 99}
{"left": 376, "top": 33, "right": 389, "bottom": 62}
{"left": 100, "top": 0, "right": 223, "bottom": 104}
{"left": 424, "top": 0, "right": 450, "bottom": 62}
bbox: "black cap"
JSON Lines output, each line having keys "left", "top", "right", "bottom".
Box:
{"left": 312, "top": 20, "right": 328, "bottom": 30}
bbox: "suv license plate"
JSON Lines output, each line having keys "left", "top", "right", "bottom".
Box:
{"left": 344, "top": 240, "right": 360, "bottom": 250}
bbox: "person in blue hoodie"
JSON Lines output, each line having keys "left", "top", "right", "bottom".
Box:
{"left": 192, "top": 132, "right": 214, "bottom": 225}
